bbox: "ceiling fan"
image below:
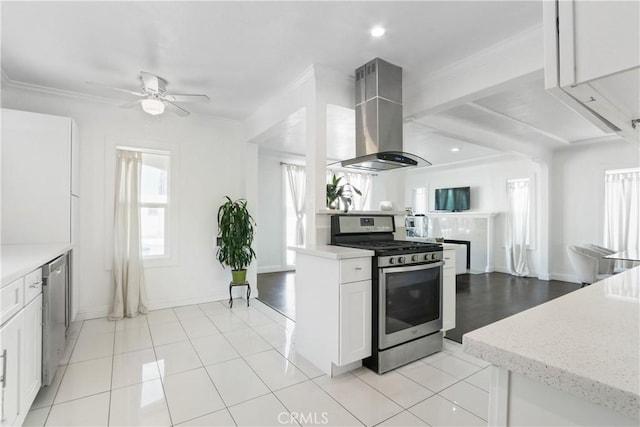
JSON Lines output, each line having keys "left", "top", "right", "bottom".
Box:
{"left": 88, "top": 71, "right": 210, "bottom": 117}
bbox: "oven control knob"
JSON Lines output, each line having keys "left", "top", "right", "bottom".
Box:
{"left": 424, "top": 254, "right": 430, "bottom": 261}
{"left": 389, "top": 258, "right": 395, "bottom": 264}
{"left": 412, "top": 255, "right": 420, "bottom": 262}
{"left": 398, "top": 256, "right": 405, "bottom": 264}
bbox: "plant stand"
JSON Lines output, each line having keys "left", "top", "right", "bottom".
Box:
{"left": 228, "top": 281, "right": 251, "bottom": 308}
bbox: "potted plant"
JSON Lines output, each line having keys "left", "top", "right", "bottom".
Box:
{"left": 216, "top": 196, "right": 256, "bottom": 283}
{"left": 326, "top": 174, "right": 362, "bottom": 212}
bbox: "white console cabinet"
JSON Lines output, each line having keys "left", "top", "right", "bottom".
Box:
{"left": 294, "top": 247, "right": 372, "bottom": 377}
{"left": 442, "top": 249, "right": 456, "bottom": 332}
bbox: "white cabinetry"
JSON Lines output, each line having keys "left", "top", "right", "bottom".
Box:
{"left": 442, "top": 249, "right": 456, "bottom": 332}
{"left": 0, "top": 279, "right": 24, "bottom": 325}
{"left": 0, "top": 268, "right": 42, "bottom": 427}
{"left": 544, "top": 0, "right": 640, "bottom": 142}
{"left": 0, "top": 312, "right": 22, "bottom": 427}
{"left": 1, "top": 108, "right": 79, "bottom": 321}
{"left": 1, "top": 109, "right": 74, "bottom": 244}
{"left": 339, "top": 279, "right": 372, "bottom": 365}
{"left": 21, "top": 295, "right": 42, "bottom": 415}
{"left": 296, "top": 252, "right": 372, "bottom": 377}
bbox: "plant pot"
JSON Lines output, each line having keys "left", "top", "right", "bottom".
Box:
{"left": 231, "top": 269, "right": 247, "bottom": 283}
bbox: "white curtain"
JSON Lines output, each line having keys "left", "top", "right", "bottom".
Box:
{"left": 345, "top": 172, "right": 372, "bottom": 211}
{"left": 285, "top": 164, "right": 306, "bottom": 245}
{"left": 326, "top": 170, "right": 373, "bottom": 211}
{"left": 505, "top": 179, "right": 531, "bottom": 276}
{"left": 109, "top": 150, "right": 148, "bottom": 320}
{"left": 604, "top": 169, "right": 640, "bottom": 256}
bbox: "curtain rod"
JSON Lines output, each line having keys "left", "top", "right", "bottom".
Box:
{"left": 280, "top": 161, "right": 306, "bottom": 167}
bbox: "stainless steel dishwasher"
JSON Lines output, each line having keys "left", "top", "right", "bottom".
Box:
{"left": 42, "top": 254, "right": 68, "bottom": 386}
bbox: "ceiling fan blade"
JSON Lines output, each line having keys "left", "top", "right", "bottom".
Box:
{"left": 119, "top": 100, "right": 142, "bottom": 109}
{"left": 163, "top": 100, "right": 190, "bottom": 117}
{"left": 86, "top": 81, "right": 145, "bottom": 97}
{"left": 162, "top": 93, "right": 210, "bottom": 103}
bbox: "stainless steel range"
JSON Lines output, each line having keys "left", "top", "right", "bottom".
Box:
{"left": 331, "top": 214, "right": 444, "bottom": 373}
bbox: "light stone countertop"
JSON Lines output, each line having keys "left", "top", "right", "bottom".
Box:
{"left": 1, "top": 243, "right": 72, "bottom": 287}
{"left": 463, "top": 266, "right": 640, "bottom": 419}
{"left": 289, "top": 244, "right": 374, "bottom": 260}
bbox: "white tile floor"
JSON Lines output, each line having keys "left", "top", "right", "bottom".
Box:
{"left": 24, "top": 299, "right": 491, "bottom": 427}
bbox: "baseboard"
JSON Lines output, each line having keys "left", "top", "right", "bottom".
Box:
{"left": 493, "top": 266, "right": 543, "bottom": 279}
{"left": 75, "top": 291, "right": 260, "bottom": 321}
{"left": 257, "top": 265, "right": 295, "bottom": 274}
{"left": 75, "top": 306, "right": 110, "bottom": 321}
{"left": 550, "top": 273, "right": 578, "bottom": 283}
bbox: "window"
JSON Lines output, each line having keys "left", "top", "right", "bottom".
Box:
{"left": 604, "top": 168, "right": 639, "bottom": 252}
{"left": 283, "top": 163, "right": 306, "bottom": 266}
{"left": 326, "top": 170, "right": 373, "bottom": 211}
{"left": 140, "top": 151, "right": 170, "bottom": 258}
{"left": 506, "top": 178, "right": 531, "bottom": 246}
{"left": 505, "top": 178, "right": 532, "bottom": 276}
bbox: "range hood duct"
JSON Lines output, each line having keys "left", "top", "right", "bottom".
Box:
{"left": 341, "top": 58, "right": 430, "bottom": 171}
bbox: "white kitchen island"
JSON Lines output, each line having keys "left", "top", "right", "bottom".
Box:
{"left": 291, "top": 245, "right": 374, "bottom": 377}
{"left": 463, "top": 267, "right": 639, "bottom": 426}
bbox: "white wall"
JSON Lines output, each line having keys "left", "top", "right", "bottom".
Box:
{"left": 401, "top": 140, "right": 640, "bottom": 282}
{"left": 550, "top": 140, "right": 640, "bottom": 281}
{"left": 2, "top": 86, "right": 252, "bottom": 319}
{"left": 403, "top": 154, "right": 541, "bottom": 276}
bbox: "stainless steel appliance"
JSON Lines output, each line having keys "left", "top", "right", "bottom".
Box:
{"left": 331, "top": 214, "right": 444, "bottom": 373}
{"left": 339, "top": 58, "right": 430, "bottom": 172}
{"left": 42, "top": 254, "right": 68, "bottom": 386}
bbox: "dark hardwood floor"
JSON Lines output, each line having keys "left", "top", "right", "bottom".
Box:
{"left": 257, "top": 271, "right": 296, "bottom": 320}
{"left": 445, "top": 273, "right": 580, "bottom": 343}
{"left": 257, "top": 271, "right": 581, "bottom": 343}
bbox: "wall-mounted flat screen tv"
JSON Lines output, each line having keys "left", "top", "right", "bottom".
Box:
{"left": 434, "top": 186, "right": 470, "bottom": 211}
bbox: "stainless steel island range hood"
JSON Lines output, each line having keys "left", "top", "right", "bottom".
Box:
{"left": 341, "top": 58, "right": 430, "bottom": 171}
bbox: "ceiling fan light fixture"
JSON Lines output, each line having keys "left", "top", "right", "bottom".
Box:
{"left": 370, "top": 25, "right": 386, "bottom": 37}
{"left": 141, "top": 98, "right": 165, "bottom": 115}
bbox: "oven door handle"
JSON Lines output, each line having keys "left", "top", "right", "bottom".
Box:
{"left": 380, "top": 261, "right": 443, "bottom": 274}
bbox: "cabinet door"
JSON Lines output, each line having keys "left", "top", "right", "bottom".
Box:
{"left": 338, "top": 280, "right": 371, "bottom": 365}
{"left": 1, "top": 109, "right": 71, "bottom": 244}
{"left": 442, "top": 268, "right": 456, "bottom": 331}
{"left": 560, "top": 1, "right": 639, "bottom": 86}
{"left": 0, "top": 311, "right": 23, "bottom": 427}
{"left": 71, "top": 120, "right": 80, "bottom": 197}
{"left": 442, "top": 250, "right": 456, "bottom": 331}
{"left": 21, "top": 295, "right": 42, "bottom": 415}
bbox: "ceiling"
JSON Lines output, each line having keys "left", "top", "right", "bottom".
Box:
{"left": 1, "top": 1, "right": 615, "bottom": 167}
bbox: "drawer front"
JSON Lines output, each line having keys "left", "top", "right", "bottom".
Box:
{"left": 24, "top": 269, "right": 43, "bottom": 304}
{"left": 340, "top": 257, "right": 371, "bottom": 284}
{"left": 443, "top": 250, "right": 456, "bottom": 270}
{"left": 1, "top": 278, "right": 25, "bottom": 325}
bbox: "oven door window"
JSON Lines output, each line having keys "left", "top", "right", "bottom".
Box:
{"left": 382, "top": 263, "right": 441, "bottom": 335}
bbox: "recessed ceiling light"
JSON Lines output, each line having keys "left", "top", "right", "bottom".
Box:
{"left": 370, "top": 26, "right": 386, "bottom": 37}
{"left": 451, "top": 147, "right": 460, "bottom": 152}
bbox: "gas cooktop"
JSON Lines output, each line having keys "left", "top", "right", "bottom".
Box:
{"left": 335, "top": 240, "right": 442, "bottom": 256}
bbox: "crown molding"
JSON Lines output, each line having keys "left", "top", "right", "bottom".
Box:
{"left": 1, "top": 69, "right": 123, "bottom": 105}
{"left": 0, "top": 69, "right": 243, "bottom": 123}
{"left": 1, "top": 68, "right": 11, "bottom": 88}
